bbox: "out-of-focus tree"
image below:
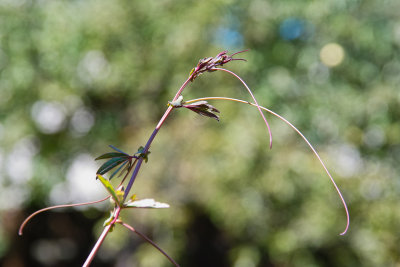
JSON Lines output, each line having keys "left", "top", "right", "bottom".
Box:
{"left": 1, "top": 0, "right": 399, "bottom": 266}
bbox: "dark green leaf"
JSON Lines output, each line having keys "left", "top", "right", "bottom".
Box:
{"left": 95, "top": 152, "right": 131, "bottom": 160}
{"left": 109, "top": 145, "right": 129, "bottom": 155}
{"left": 109, "top": 160, "right": 129, "bottom": 180}
{"left": 97, "top": 157, "right": 128, "bottom": 175}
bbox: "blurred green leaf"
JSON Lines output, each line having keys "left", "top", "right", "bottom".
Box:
{"left": 135, "top": 146, "right": 150, "bottom": 163}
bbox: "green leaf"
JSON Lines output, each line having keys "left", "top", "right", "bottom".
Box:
{"left": 118, "top": 159, "right": 135, "bottom": 177}
{"left": 135, "top": 146, "right": 150, "bottom": 163}
{"left": 103, "top": 212, "right": 114, "bottom": 227}
{"left": 109, "top": 160, "right": 129, "bottom": 180}
{"left": 97, "top": 174, "right": 120, "bottom": 206}
{"left": 109, "top": 145, "right": 129, "bottom": 155}
{"left": 95, "top": 152, "right": 130, "bottom": 160}
{"left": 124, "top": 198, "right": 170, "bottom": 209}
{"left": 97, "top": 157, "right": 127, "bottom": 175}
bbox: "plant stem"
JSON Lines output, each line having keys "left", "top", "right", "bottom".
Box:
{"left": 85, "top": 75, "right": 194, "bottom": 266}
{"left": 123, "top": 75, "right": 193, "bottom": 202}
{"left": 84, "top": 205, "right": 122, "bottom": 266}
{"left": 185, "top": 96, "right": 350, "bottom": 235}
{"left": 83, "top": 224, "right": 113, "bottom": 267}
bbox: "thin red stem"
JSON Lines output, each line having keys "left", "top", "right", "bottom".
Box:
{"left": 119, "top": 222, "right": 180, "bottom": 267}
{"left": 85, "top": 75, "right": 193, "bottom": 266}
{"left": 83, "top": 224, "right": 113, "bottom": 267}
{"left": 18, "top": 196, "right": 110, "bottom": 235}
{"left": 123, "top": 76, "right": 192, "bottom": 202}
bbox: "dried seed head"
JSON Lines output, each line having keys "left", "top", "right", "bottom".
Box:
{"left": 189, "top": 50, "right": 248, "bottom": 81}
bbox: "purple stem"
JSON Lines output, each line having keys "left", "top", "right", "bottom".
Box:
{"left": 123, "top": 76, "right": 193, "bottom": 202}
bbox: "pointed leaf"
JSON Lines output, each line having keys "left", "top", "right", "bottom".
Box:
{"left": 185, "top": 101, "right": 220, "bottom": 113}
{"left": 95, "top": 152, "right": 131, "bottom": 160}
{"left": 103, "top": 212, "right": 114, "bottom": 227}
{"left": 189, "top": 108, "right": 220, "bottom": 121}
{"left": 109, "top": 160, "right": 129, "bottom": 180}
{"left": 97, "top": 174, "right": 120, "bottom": 206}
{"left": 124, "top": 198, "right": 170, "bottom": 209}
{"left": 183, "top": 101, "right": 220, "bottom": 121}
{"left": 97, "top": 157, "right": 127, "bottom": 175}
{"left": 109, "top": 145, "right": 129, "bottom": 155}
{"left": 118, "top": 159, "right": 135, "bottom": 178}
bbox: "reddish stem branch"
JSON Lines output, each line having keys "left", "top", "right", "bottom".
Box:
{"left": 85, "top": 75, "right": 194, "bottom": 266}
{"left": 83, "top": 224, "right": 113, "bottom": 267}
{"left": 119, "top": 222, "right": 180, "bottom": 267}
{"left": 18, "top": 196, "right": 110, "bottom": 236}
{"left": 123, "top": 76, "right": 192, "bottom": 202}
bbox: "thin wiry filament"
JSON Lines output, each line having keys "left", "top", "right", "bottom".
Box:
{"left": 184, "top": 96, "right": 350, "bottom": 235}
{"left": 214, "top": 68, "right": 273, "bottom": 149}
{"left": 19, "top": 196, "right": 109, "bottom": 235}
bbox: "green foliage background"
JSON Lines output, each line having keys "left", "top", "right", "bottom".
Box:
{"left": 1, "top": 0, "right": 400, "bottom": 266}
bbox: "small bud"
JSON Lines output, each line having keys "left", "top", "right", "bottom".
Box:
{"left": 168, "top": 95, "right": 184, "bottom": 107}
{"left": 189, "top": 50, "right": 248, "bottom": 81}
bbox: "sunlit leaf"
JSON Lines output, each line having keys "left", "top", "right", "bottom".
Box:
{"left": 124, "top": 198, "right": 170, "bottom": 209}
{"left": 115, "top": 188, "right": 125, "bottom": 204}
{"left": 103, "top": 212, "right": 114, "bottom": 227}
{"left": 97, "top": 174, "right": 120, "bottom": 206}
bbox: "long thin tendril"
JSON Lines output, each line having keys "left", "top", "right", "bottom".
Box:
{"left": 214, "top": 67, "right": 273, "bottom": 149}
{"left": 184, "top": 96, "right": 350, "bottom": 235}
{"left": 18, "top": 196, "right": 110, "bottom": 235}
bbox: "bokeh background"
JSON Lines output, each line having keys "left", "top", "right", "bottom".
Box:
{"left": 1, "top": 0, "right": 400, "bottom": 266}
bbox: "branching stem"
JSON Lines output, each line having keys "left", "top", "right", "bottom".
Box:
{"left": 123, "top": 75, "right": 194, "bottom": 202}
{"left": 85, "top": 74, "right": 195, "bottom": 266}
{"left": 119, "top": 222, "right": 180, "bottom": 267}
